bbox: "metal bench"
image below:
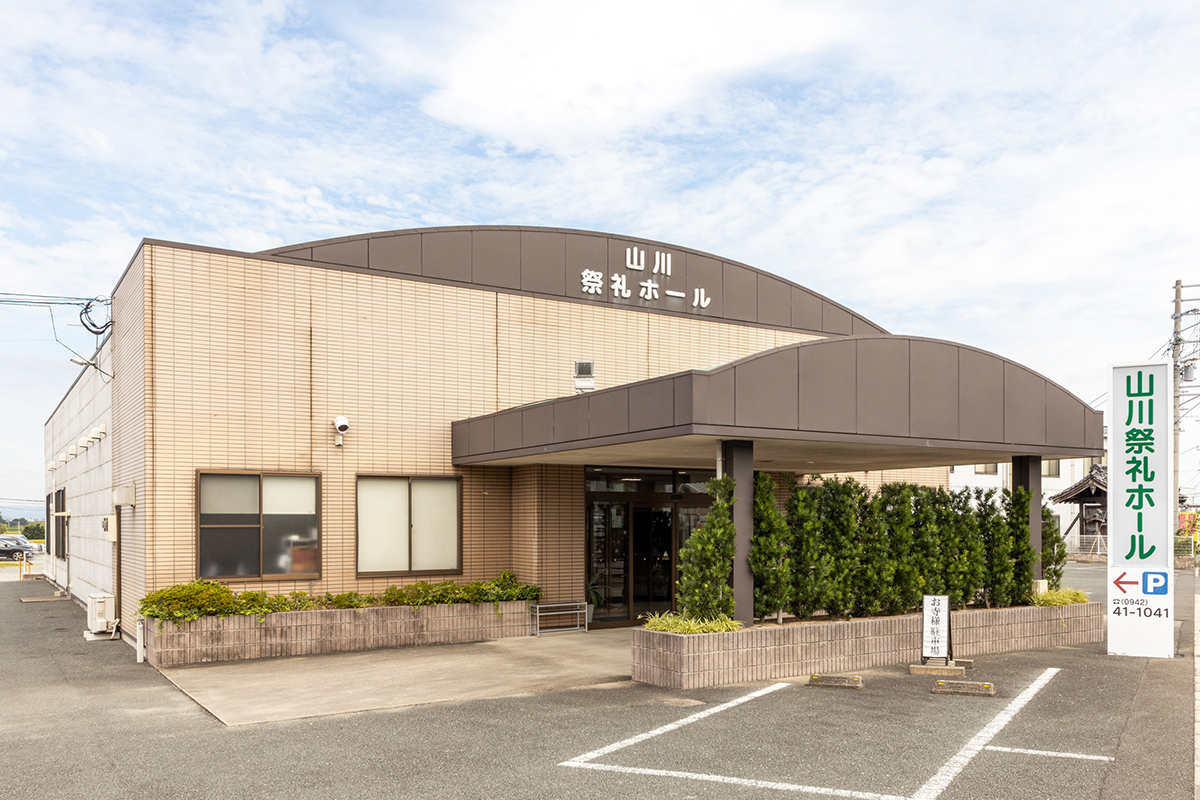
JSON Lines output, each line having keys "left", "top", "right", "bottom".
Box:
{"left": 529, "top": 601, "right": 588, "bottom": 637}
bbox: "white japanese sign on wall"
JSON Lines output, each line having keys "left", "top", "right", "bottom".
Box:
{"left": 1108, "top": 361, "right": 1175, "bottom": 659}
{"left": 579, "top": 246, "right": 714, "bottom": 311}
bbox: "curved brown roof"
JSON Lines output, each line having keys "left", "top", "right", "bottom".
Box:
{"left": 451, "top": 334, "right": 1104, "bottom": 472}
{"left": 258, "top": 225, "right": 886, "bottom": 337}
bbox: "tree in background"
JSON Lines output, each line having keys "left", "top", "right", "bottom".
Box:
{"left": 1006, "top": 487, "right": 1036, "bottom": 605}
{"left": 22, "top": 521, "right": 45, "bottom": 540}
{"left": 944, "top": 488, "right": 985, "bottom": 608}
{"left": 977, "top": 488, "right": 1013, "bottom": 608}
{"left": 676, "top": 475, "right": 737, "bottom": 620}
{"left": 853, "top": 487, "right": 892, "bottom": 616}
{"left": 749, "top": 473, "right": 792, "bottom": 624}
{"left": 880, "top": 483, "right": 920, "bottom": 614}
{"left": 787, "top": 477, "right": 829, "bottom": 619}
{"left": 912, "top": 486, "right": 944, "bottom": 597}
{"left": 1040, "top": 505, "right": 1067, "bottom": 591}
{"left": 816, "top": 477, "right": 861, "bottom": 617}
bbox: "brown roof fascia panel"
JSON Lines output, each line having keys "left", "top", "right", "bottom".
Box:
{"left": 253, "top": 225, "right": 887, "bottom": 338}
{"left": 450, "top": 335, "right": 1104, "bottom": 467}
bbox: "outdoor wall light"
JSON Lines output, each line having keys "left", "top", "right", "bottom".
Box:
{"left": 333, "top": 416, "right": 350, "bottom": 446}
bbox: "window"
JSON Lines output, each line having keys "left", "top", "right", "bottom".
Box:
{"left": 1041, "top": 459, "right": 1060, "bottom": 478}
{"left": 974, "top": 463, "right": 998, "bottom": 475}
{"left": 1085, "top": 456, "right": 1106, "bottom": 469}
{"left": 52, "top": 489, "right": 67, "bottom": 559}
{"left": 357, "top": 476, "right": 461, "bottom": 575}
{"left": 197, "top": 473, "right": 319, "bottom": 579}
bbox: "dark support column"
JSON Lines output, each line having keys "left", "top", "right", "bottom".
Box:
{"left": 723, "top": 440, "right": 755, "bottom": 627}
{"left": 1012, "top": 455, "right": 1043, "bottom": 579}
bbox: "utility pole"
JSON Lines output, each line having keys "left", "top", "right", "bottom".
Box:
{"left": 1174, "top": 280, "right": 1183, "bottom": 535}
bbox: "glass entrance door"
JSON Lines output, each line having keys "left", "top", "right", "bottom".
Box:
{"left": 587, "top": 496, "right": 711, "bottom": 625}
{"left": 587, "top": 502, "right": 629, "bottom": 623}
{"left": 631, "top": 506, "right": 673, "bottom": 617}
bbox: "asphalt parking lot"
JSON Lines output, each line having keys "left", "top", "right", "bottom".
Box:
{"left": 0, "top": 567, "right": 1192, "bottom": 800}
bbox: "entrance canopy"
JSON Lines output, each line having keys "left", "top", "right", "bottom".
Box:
{"left": 452, "top": 335, "right": 1104, "bottom": 472}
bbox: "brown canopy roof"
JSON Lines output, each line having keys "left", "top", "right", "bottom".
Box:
{"left": 452, "top": 334, "right": 1104, "bottom": 473}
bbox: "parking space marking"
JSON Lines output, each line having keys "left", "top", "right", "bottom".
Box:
{"left": 562, "top": 668, "right": 1075, "bottom": 799}
{"left": 983, "top": 745, "right": 1113, "bottom": 762}
{"left": 561, "top": 681, "right": 790, "bottom": 765}
{"left": 561, "top": 761, "right": 908, "bottom": 800}
{"left": 910, "top": 667, "right": 1060, "bottom": 800}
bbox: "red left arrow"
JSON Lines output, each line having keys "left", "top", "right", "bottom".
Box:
{"left": 1113, "top": 572, "right": 1138, "bottom": 594}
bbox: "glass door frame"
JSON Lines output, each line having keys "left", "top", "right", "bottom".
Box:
{"left": 585, "top": 492, "right": 711, "bottom": 628}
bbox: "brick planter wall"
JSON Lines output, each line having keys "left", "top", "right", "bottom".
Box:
{"left": 632, "top": 602, "right": 1104, "bottom": 689}
{"left": 145, "top": 601, "right": 530, "bottom": 667}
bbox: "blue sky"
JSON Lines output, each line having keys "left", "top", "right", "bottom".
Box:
{"left": 2, "top": 1, "right": 1199, "bottom": 514}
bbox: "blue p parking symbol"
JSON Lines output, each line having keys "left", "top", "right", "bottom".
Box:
{"left": 1143, "top": 572, "right": 1169, "bottom": 595}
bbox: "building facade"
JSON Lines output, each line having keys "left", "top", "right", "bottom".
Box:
{"left": 45, "top": 226, "right": 1104, "bottom": 638}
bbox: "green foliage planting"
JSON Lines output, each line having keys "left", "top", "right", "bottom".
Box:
{"left": 1041, "top": 506, "right": 1067, "bottom": 591}
{"left": 138, "top": 571, "right": 541, "bottom": 621}
{"left": 787, "top": 477, "right": 830, "bottom": 619}
{"left": 1032, "top": 588, "right": 1089, "bottom": 606}
{"left": 676, "top": 475, "right": 738, "bottom": 620}
{"left": 748, "top": 476, "right": 1051, "bottom": 622}
{"left": 816, "top": 477, "right": 861, "bottom": 618}
{"left": 1006, "top": 487, "right": 1036, "bottom": 605}
{"left": 749, "top": 473, "right": 792, "bottom": 622}
{"left": 22, "top": 521, "right": 45, "bottom": 541}
{"left": 977, "top": 488, "right": 1014, "bottom": 608}
{"left": 853, "top": 487, "right": 891, "bottom": 616}
{"left": 639, "top": 611, "right": 743, "bottom": 634}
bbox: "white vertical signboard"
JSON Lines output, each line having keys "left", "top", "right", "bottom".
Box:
{"left": 1108, "top": 362, "right": 1174, "bottom": 659}
{"left": 922, "top": 595, "right": 951, "bottom": 662}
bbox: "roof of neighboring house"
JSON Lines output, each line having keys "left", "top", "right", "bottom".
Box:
{"left": 1051, "top": 464, "right": 1108, "bottom": 504}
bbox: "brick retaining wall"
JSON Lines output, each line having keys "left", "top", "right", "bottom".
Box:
{"left": 632, "top": 602, "right": 1104, "bottom": 689}
{"left": 145, "top": 601, "right": 530, "bottom": 667}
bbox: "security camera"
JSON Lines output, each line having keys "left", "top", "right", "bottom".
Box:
{"left": 333, "top": 417, "right": 350, "bottom": 433}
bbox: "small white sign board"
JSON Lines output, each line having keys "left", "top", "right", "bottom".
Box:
{"left": 1108, "top": 362, "right": 1175, "bottom": 659}
{"left": 921, "top": 595, "right": 950, "bottom": 660}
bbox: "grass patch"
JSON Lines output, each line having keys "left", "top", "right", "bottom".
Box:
{"left": 639, "top": 611, "right": 744, "bottom": 634}
{"left": 1032, "top": 588, "right": 1090, "bottom": 606}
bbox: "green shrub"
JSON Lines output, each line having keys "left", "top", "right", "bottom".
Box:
{"left": 1032, "top": 588, "right": 1089, "bottom": 606}
{"left": 138, "top": 580, "right": 238, "bottom": 622}
{"left": 750, "top": 473, "right": 792, "bottom": 622}
{"left": 977, "top": 488, "right": 1013, "bottom": 608}
{"left": 1041, "top": 506, "right": 1067, "bottom": 591}
{"left": 676, "top": 475, "right": 738, "bottom": 620}
{"left": 1006, "top": 487, "right": 1036, "bottom": 605}
{"left": 816, "top": 477, "right": 861, "bottom": 618}
{"left": 787, "top": 477, "right": 829, "bottom": 619}
{"left": 640, "top": 611, "right": 743, "bottom": 634}
{"left": 139, "top": 572, "right": 541, "bottom": 620}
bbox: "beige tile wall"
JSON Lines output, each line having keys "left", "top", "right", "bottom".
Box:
{"left": 134, "top": 245, "right": 814, "bottom": 600}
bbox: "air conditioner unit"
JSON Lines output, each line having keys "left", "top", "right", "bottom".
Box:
{"left": 87, "top": 594, "right": 115, "bottom": 634}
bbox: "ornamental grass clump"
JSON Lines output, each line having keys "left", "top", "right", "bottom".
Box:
{"left": 1032, "top": 588, "right": 1089, "bottom": 606}
{"left": 640, "top": 611, "right": 743, "bottom": 634}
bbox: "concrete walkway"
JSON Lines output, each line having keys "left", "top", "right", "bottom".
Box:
{"left": 161, "top": 626, "right": 633, "bottom": 726}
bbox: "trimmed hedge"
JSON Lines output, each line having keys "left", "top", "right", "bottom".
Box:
{"left": 749, "top": 475, "right": 1064, "bottom": 621}
{"left": 139, "top": 571, "right": 541, "bottom": 622}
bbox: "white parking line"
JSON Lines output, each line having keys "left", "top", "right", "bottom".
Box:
{"left": 562, "top": 761, "right": 909, "bottom": 800}
{"left": 910, "top": 668, "right": 1061, "bottom": 800}
{"left": 561, "top": 668, "right": 1071, "bottom": 799}
{"left": 983, "top": 745, "right": 1113, "bottom": 762}
{"left": 562, "top": 682, "right": 790, "bottom": 765}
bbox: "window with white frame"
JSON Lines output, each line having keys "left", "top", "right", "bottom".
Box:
{"left": 974, "top": 463, "right": 999, "bottom": 475}
{"left": 357, "top": 476, "right": 461, "bottom": 575}
{"left": 1041, "top": 459, "right": 1060, "bottom": 478}
{"left": 198, "top": 473, "right": 320, "bottom": 579}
